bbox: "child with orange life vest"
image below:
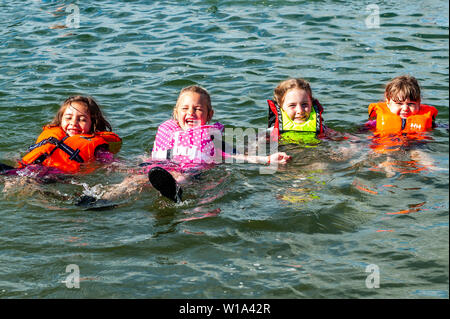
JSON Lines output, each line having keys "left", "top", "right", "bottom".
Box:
{"left": 1, "top": 96, "right": 121, "bottom": 177}
{"left": 367, "top": 75, "right": 438, "bottom": 137}
{"left": 100, "top": 85, "right": 291, "bottom": 203}
{"left": 366, "top": 75, "right": 438, "bottom": 175}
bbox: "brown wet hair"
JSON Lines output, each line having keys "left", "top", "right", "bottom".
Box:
{"left": 273, "top": 78, "right": 313, "bottom": 107}
{"left": 51, "top": 96, "right": 112, "bottom": 133}
{"left": 385, "top": 75, "right": 421, "bottom": 103}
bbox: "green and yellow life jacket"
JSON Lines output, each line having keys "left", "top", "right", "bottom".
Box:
{"left": 267, "top": 99, "right": 324, "bottom": 145}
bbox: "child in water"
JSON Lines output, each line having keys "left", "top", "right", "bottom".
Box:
{"left": 267, "top": 77, "right": 358, "bottom": 169}
{"left": 148, "top": 85, "right": 292, "bottom": 201}
{"left": 0, "top": 95, "right": 121, "bottom": 178}
{"left": 366, "top": 75, "right": 439, "bottom": 176}
{"left": 102, "top": 85, "right": 291, "bottom": 203}
{"left": 367, "top": 75, "right": 438, "bottom": 135}
{"left": 268, "top": 78, "right": 341, "bottom": 144}
{"left": 266, "top": 78, "right": 350, "bottom": 204}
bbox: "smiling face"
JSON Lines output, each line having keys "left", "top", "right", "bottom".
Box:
{"left": 386, "top": 97, "right": 420, "bottom": 119}
{"left": 281, "top": 88, "right": 313, "bottom": 124}
{"left": 174, "top": 92, "right": 212, "bottom": 130}
{"left": 60, "top": 102, "right": 92, "bottom": 136}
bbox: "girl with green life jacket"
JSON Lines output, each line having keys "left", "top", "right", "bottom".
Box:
{"left": 267, "top": 78, "right": 340, "bottom": 145}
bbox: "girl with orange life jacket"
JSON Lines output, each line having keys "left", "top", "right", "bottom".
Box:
{"left": 1, "top": 96, "right": 121, "bottom": 176}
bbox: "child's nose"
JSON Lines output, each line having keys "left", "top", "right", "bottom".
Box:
{"left": 400, "top": 103, "right": 409, "bottom": 110}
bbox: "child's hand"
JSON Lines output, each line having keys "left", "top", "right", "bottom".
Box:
{"left": 269, "top": 152, "right": 291, "bottom": 164}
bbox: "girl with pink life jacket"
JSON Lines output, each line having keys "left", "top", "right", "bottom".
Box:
{"left": 148, "top": 118, "right": 226, "bottom": 171}
{"left": 96, "top": 85, "right": 291, "bottom": 204}
{"left": 142, "top": 85, "right": 291, "bottom": 202}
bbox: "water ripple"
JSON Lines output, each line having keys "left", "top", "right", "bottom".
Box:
{"left": 0, "top": 0, "right": 448, "bottom": 299}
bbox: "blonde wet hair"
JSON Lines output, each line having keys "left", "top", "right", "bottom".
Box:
{"left": 172, "top": 85, "right": 214, "bottom": 123}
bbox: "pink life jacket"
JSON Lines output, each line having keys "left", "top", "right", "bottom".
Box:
{"left": 151, "top": 119, "right": 225, "bottom": 166}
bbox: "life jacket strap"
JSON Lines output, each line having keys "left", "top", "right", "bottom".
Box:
{"left": 401, "top": 118, "right": 406, "bottom": 130}
{"left": 312, "top": 99, "right": 323, "bottom": 134}
{"left": 28, "top": 136, "right": 84, "bottom": 164}
{"left": 27, "top": 136, "right": 58, "bottom": 152}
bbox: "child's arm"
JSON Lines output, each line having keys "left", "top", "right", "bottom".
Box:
{"left": 218, "top": 132, "right": 291, "bottom": 165}
{"left": 94, "top": 145, "right": 114, "bottom": 163}
{"left": 227, "top": 152, "right": 291, "bottom": 165}
{"left": 323, "top": 125, "right": 361, "bottom": 142}
{"left": 323, "top": 125, "right": 341, "bottom": 138}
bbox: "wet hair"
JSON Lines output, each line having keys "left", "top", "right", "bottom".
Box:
{"left": 273, "top": 78, "right": 313, "bottom": 107}
{"left": 50, "top": 96, "right": 112, "bottom": 133}
{"left": 172, "top": 85, "right": 213, "bottom": 123}
{"left": 385, "top": 75, "right": 421, "bottom": 103}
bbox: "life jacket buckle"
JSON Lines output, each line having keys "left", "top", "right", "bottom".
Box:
{"left": 68, "top": 149, "right": 81, "bottom": 161}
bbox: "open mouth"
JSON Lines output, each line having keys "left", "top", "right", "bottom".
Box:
{"left": 185, "top": 119, "right": 202, "bottom": 127}
{"left": 67, "top": 129, "right": 82, "bottom": 135}
{"left": 294, "top": 117, "right": 307, "bottom": 122}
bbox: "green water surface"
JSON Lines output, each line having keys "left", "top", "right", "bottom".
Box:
{"left": 0, "top": 0, "right": 448, "bottom": 299}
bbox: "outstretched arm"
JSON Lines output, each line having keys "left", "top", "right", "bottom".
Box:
{"left": 229, "top": 152, "right": 291, "bottom": 165}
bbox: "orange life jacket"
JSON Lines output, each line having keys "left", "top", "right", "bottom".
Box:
{"left": 367, "top": 102, "right": 437, "bottom": 154}
{"left": 368, "top": 102, "right": 437, "bottom": 135}
{"left": 18, "top": 125, "right": 122, "bottom": 173}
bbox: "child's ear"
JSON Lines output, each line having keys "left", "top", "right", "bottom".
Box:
{"left": 173, "top": 109, "right": 178, "bottom": 121}
{"left": 208, "top": 109, "right": 214, "bottom": 122}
